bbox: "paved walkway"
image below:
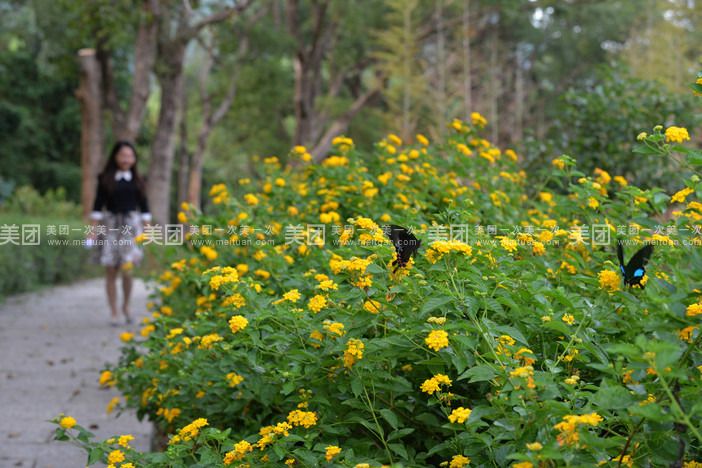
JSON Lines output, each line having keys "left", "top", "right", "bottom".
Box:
{"left": 0, "top": 277, "right": 154, "bottom": 467}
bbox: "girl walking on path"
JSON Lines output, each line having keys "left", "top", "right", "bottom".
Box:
{"left": 87, "top": 141, "right": 152, "bottom": 326}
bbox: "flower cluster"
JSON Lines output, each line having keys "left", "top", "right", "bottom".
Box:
{"left": 425, "top": 239, "right": 473, "bottom": 264}
{"left": 343, "top": 338, "right": 364, "bottom": 368}
{"left": 420, "top": 374, "right": 452, "bottom": 394}
{"left": 286, "top": 410, "right": 318, "bottom": 428}
{"left": 598, "top": 269, "right": 621, "bottom": 292}
{"left": 169, "top": 417, "right": 208, "bottom": 444}
{"left": 553, "top": 413, "right": 603, "bottom": 447}
{"left": 448, "top": 407, "right": 472, "bottom": 424}
{"left": 665, "top": 126, "right": 691, "bottom": 143}
{"left": 425, "top": 329, "right": 449, "bottom": 351}
{"left": 228, "top": 315, "right": 248, "bottom": 333}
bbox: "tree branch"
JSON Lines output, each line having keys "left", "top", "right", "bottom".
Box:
{"left": 327, "top": 56, "right": 373, "bottom": 99}
{"left": 311, "top": 84, "right": 382, "bottom": 162}
{"left": 285, "top": 0, "right": 299, "bottom": 41}
{"left": 122, "top": 0, "right": 159, "bottom": 140}
{"left": 307, "top": 0, "right": 330, "bottom": 62}
{"left": 188, "top": 0, "right": 252, "bottom": 37}
{"left": 95, "top": 40, "right": 124, "bottom": 136}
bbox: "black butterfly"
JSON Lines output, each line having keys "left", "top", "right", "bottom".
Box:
{"left": 616, "top": 240, "right": 654, "bottom": 288}
{"left": 384, "top": 225, "right": 422, "bottom": 273}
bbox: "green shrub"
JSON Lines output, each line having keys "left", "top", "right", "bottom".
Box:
{"left": 524, "top": 66, "right": 700, "bottom": 193}
{"left": 1, "top": 184, "right": 81, "bottom": 218}
{"left": 0, "top": 186, "right": 93, "bottom": 298}
{"left": 52, "top": 116, "right": 702, "bottom": 467}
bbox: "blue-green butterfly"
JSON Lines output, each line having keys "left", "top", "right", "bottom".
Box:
{"left": 617, "top": 240, "right": 654, "bottom": 288}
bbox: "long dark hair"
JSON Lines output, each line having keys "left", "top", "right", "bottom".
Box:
{"left": 98, "top": 141, "right": 147, "bottom": 196}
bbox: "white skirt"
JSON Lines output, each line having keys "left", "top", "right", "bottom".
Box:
{"left": 96, "top": 210, "right": 144, "bottom": 268}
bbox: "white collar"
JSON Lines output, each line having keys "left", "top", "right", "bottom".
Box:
{"left": 115, "top": 170, "right": 133, "bottom": 182}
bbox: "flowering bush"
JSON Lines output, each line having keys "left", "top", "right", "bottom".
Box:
{"left": 528, "top": 66, "right": 700, "bottom": 193}
{"left": 53, "top": 110, "right": 702, "bottom": 466}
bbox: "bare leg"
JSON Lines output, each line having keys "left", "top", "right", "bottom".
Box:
{"left": 106, "top": 266, "right": 119, "bottom": 320}
{"left": 121, "top": 268, "right": 133, "bottom": 322}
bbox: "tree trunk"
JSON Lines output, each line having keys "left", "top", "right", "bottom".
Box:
{"left": 146, "top": 1, "right": 249, "bottom": 224}
{"left": 401, "top": 5, "right": 412, "bottom": 140}
{"left": 186, "top": 151, "right": 203, "bottom": 209}
{"left": 462, "top": 0, "right": 472, "bottom": 118}
{"left": 489, "top": 19, "right": 499, "bottom": 144}
{"left": 311, "top": 86, "right": 380, "bottom": 161}
{"left": 514, "top": 48, "right": 524, "bottom": 142}
{"left": 435, "top": 0, "right": 446, "bottom": 139}
{"left": 95, "top": 0, "right": 158, "bottom": 142}
{"left": 292, "top": 53, "right": 313, "bottom": 146}
{"left": 148, "top": 41, "right": 186, "bottom": 225}
{"left": 287, "top": 0, "right": 330, "bottom": 148}
{"left": 76, "top": 49, "right": 103, "bottom": 220}
{"left": 176, "top": 91, "right": 190, "bottom": 210}
{"left": 188, "top": 86, "right": 238, "bottom": 209}
{"left": 536, "top": 97, "right": 545, "bottom": 140}
{"left": 120, "top": 0, "right": 159, "bottom": 141}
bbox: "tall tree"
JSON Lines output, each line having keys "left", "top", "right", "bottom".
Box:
{"left": 372, "top": 0, "right": 426, "bottom": 141}
{"left": 76, "top": 48, "right": 103, "bottom": 220}
{"left": 184, "top": 24, "right": 253, "bottom": 209}
{"left": 623, "top": 0, "right": 702, "bottom": 94}
{"left": 488, "top": 10, "right": 499, "bottom": 144}
{"left": 147, "top": 0, "right": 251, "bottom": 225}
{"left": 285, "top": 0, "right": 383, "bottom": 161}
{"left": 461, "top": 0, "right": 472, "bottom": 120}
{"left": 434, "top": 0, "right": 447, "bottom": 138}
{"left": 96, "top": 0, "right": 159, "bottom": 142}
{"left": 0, "top": 1, "right": 82, "bottom": 200}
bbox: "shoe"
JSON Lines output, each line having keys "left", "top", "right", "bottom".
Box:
{"left": 125, "top": 315, "right": 133, "bottom": 325}
{"left": 109, "top": 318, "right": 120, "bottom": 327}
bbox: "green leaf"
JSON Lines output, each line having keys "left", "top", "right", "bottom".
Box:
{"left": 652, "top": 192, "right": 670, "bottom": 206}
{"left": 76, "top": 427, "right": 94, "bottom": 443}
{"left": 421, "top": 296, "right": 453, "bottom": 315}
{"left": 458, "top": 365, "right": 497, "bottom": 383}
{"left": 389, "top": 443, "right": 408, "bottom": 459}
{"left": 272, "top": 443, "right": 287, "bottom": 459}
{"left": 670, "top": 144, "right": 691, "bottom": 154}
{"left": 293, "top": 449, "right": 319, "bottom": 465}
{"left": 591, "top": 384, "right": 634, "bottom": 410}
{"left": 351, "top": 378, "right": 363, "bottom": 397}
{"left": 543, "top": 319, "right": 571, "bottom": 336}
{"left": 366, "top": 263, "right": 386, "bottom": 274}
{"left": 493, "top": 324, "right": 528, "bottom": 345}
{"left": 632, "top": 144, "right": 659, "bottom": 155}
{"left": 495, "top": 293, "right": 520, "bottom": 312}
{"left": 580, "top": 340, "right": 609, "bottom": 366}
{"left": 607, "top": 343, "right": 641, "bottom": 358}
{"left": 379, "top": 408, "right": 400, "bottom": 430}
{"left": 451, "top": 350, "right": 474, "bottom": 374}
{"left": 349, "top": 415, "right": 383, "bottom": 437}
{"left": 387, "top": 427, "right": 415, "bottom": 441}
{"left": 415, "top": 412, "right": 440, "bottom": 427}
{"left": 427, "top": 439, "right": 453, "bottom": 456}
{"left": 649, "top": 341, "right": 683, "bottom": 370}
{"left": 281, "top": 381, "right": 295, "bottom": 395}
{"left": 629, "top": 402, "right": 674, "bottom": 422}
{"left": 87, "top": 447, "right": 103, "bottom": 465}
